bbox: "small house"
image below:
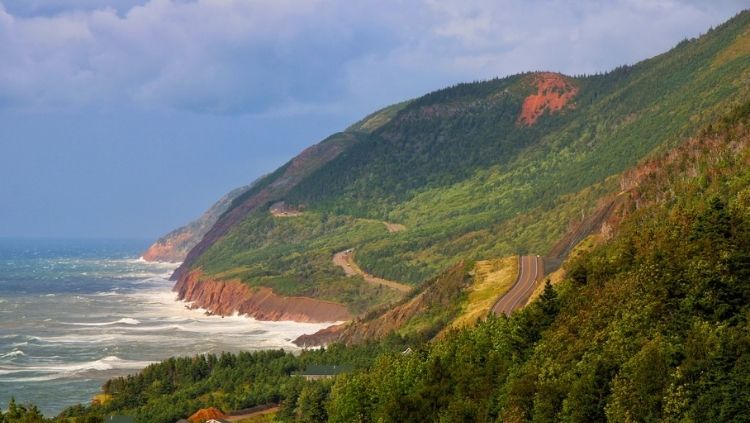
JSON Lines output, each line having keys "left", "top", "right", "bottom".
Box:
{"left": 300, "top": 364, "right": 353, "bottom": 381}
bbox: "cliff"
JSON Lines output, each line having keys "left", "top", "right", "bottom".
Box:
{"left": 152, "top": 12, "right": 750, "bottom": 324}
{"left": 142, "top": 184, "right": 253, "bottom": 262}
{"left": 171, "top": 131, "right": 360, "bottom": 282}
{"left": 174, "top": 270, "right": 352, "bottom": 323}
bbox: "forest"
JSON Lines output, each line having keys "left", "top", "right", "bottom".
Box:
{"left": 184, "top": 11, "right": 750, "bottom": 315}
{"left": 9, "top": 91, "right": 750, "bottom": 423}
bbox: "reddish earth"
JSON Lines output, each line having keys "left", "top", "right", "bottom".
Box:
{"left": 518, "top": 72, "right": 578, "bottom": 126}
{"left": 174, "top": 270, "right": 352, "bottom": 323}
{"left": 294, "top": 323, "right": 347, "bottom": 348}
{"left": 295, "top": 291, "right": 427, "bottom": 347}
{"left": 141, "top": 231, "right": 192, "bottom": 262}
{"left": 295, "top": 262, "right": 466, "bottom": 347}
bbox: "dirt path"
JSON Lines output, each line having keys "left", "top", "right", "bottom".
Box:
{"left": 491, "top": 255, "right": 544, "bottom": 316}
{"left": 383, "top": 222, "right": 406, "bottom": 233}
{"left": 333, "top": 250, "right": 412, "bottom": 293}
{"left": 226, "top": 406, "right": 279, "bottom": 422}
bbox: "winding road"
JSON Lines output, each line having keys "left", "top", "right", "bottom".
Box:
{"left": 333, "top": 250, "right": 412, "bottom": 293}
{"left": 491, "top": 255, "right": 544, "bottom": 316}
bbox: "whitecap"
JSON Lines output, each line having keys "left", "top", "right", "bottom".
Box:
{"left": 61, "top": 317, "right": 141, "bottom": 327}
{"left": 0, "top": 349, "right": 25, "bottom": 359}
{"left": 0, "top": 355, "right": 153, "bottom": 375}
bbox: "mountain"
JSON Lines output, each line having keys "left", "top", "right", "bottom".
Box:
{"left": 60, "top": 51, "right": 750, "bottom": 423}
{"left": 54, "top": 12, "right": 750, "bottom": 423}
{"left": 159, "top": 12, "right": 750, "bottom": 324}
{"left": 317, "top": 97, "right": 750, "bottom": 423}
{"left": 141, "top": 184, "right": 253, "bottom": 262}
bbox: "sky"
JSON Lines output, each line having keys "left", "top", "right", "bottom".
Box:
{"left": 0, "top": 0, "right": 747, "bottom": 239}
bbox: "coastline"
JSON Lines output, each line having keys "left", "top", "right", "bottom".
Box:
{"left": 0, "top": 243, "right": 337, "bottom": 416}
{"left": 173, "top": 269, "right": 353, "bottom": 324}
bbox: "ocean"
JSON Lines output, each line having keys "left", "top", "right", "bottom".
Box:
{"left": 0, "top": 238, "right": 332, "bottom": 416}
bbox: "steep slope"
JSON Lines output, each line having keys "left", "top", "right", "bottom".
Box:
{"left": 142, "top": 184, "right": 252, "bottom": 262}
{"left": 171, "top": 12, "right": 750, "bottom": 320}
{"left": 322, "top": 98, "right": 750, "bottom": 423}
{"left": 61, "top": 89, "right": 750, "bottom": 423}
{"left": 294, "top": 256, "right": 519, "bottom": 347}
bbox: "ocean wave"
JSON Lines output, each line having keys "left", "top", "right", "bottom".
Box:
{"left": 0, "top": 349, "right": 25, "bottom": 359}
{"left": 136, "top": 256, "right": 183, "bottom": 266}
{"left": 0, "top": 355, "right": 154, "bottom": 382}
{"left": 63, "top": 318, "right": 141, "bottom": 327}
{"left": 0, "top": 374, "right": 63, "bottom": 382}
{"left": 94, "top": 291, "right": 121, "bottom": 297}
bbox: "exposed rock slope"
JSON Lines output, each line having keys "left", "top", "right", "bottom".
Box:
{"left": 142, "top": 184, "right": 252, "bottom": 262}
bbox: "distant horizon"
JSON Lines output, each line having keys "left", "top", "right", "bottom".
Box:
{"left": 1, "top": 0, "right": 746, "bottom": 239}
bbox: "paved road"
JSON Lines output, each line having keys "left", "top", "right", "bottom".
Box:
{"left": 491, "top": 255, "right": 544, "bottom": 316}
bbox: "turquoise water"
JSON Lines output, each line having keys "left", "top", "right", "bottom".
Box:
{"left": 0, "top": 238, "right": 331, "bottom": 416}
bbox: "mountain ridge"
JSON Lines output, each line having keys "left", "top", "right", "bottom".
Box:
{"left": 153, "top": 10, "right": 750, "bottom": 323}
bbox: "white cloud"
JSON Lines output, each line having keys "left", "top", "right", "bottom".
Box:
{"left": 0, "top": 0, "right": 745, "bottom": 115}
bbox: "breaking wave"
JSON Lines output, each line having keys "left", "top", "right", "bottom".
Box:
{"left": 63, "top": 318, "right": 141, "bottom": 326}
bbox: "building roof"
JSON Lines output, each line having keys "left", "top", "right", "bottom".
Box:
{"left": 188, "top": 407, "right": 227, "bottom": 423}
{"left": 300, "top": 364, "right": 353, "bottom": 376}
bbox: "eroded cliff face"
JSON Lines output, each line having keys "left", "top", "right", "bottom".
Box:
{"left": 142, "top": 230, "right": 194, "bottom": 263}
{"left": 142, "top": 184, "right": 253, "bottom": 263}
{"left": 174, "top": 270, "right": 352, "bottom": 323}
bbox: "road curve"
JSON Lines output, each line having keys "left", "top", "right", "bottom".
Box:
{"left": 333, "top": 250, "right": 412, "bottom": 293}
{"left": 491, "top": 255, "right": 544, "bottom": 316}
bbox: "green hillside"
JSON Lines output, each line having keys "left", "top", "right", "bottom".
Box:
{"left": 54, "top": 77, "right": 750, "bottom": 423}
{"left": 184, "top": 11, "right": 750, "bottom": 314}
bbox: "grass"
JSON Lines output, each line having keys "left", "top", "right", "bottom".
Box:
{"left": 232, "top": 410, "right": 277, "bottom": 423}
{"left": 449, "top": 256, "right": 518, "bottom": 329}
{"left": 92, "top": 393, "right": 112, "bottom": 406}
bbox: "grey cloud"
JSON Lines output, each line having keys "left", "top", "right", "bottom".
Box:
{"left": 0, "top": 0, "right": 745, "bottom": 116}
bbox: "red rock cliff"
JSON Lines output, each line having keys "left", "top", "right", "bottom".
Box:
{"left": 174, "top": 270, "right": 352, "bottom": 323}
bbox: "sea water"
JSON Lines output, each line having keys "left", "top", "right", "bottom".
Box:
{"left": 0, "top": 238, "right": 332, "bottom": 416}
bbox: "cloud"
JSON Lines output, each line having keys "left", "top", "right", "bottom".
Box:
{"left": 0, "top": 0, "right": 745, "bottom": 115}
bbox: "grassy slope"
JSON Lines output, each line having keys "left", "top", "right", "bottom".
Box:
{"left": 191, "top": 12, "right": 750, "bottom": 313}
{"left": 449, "top": 256, "right": 518, "bottom": 330}
{"left": 59, "top": 96, "right": 750, "bottom": 423}
{"left": 322, "top": 97, "right": 750, "bottom": 423}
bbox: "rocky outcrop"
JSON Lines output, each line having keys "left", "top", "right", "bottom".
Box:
{"left": 142, "top": 184, "right": 254, "bottom": 262}
{"left": 518, "top": 72, "right": 578, "bottom": 126}
{"left": 293, "top": 323, "right": 347, "bottom": 347}
{"left": 174, "top": 270, "right": 352, "bottom": 323}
